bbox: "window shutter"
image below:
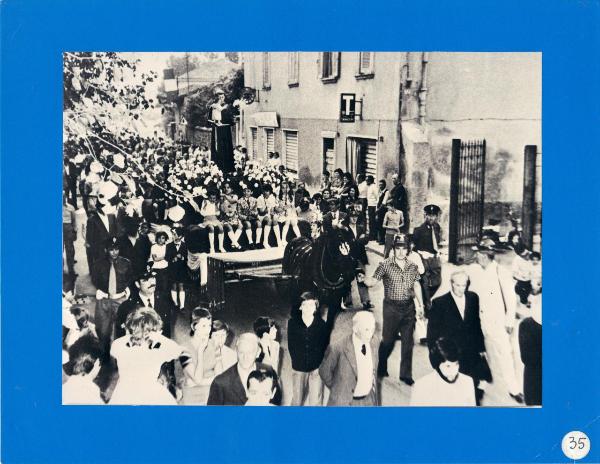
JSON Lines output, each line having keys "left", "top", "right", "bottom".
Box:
{"left": 318, "top": 53, "right": 322, "bottom": 79}
{"left": 265, "top": 128, "right": 275, "bottom": 157}
{"left": 364, "top": 140, "right": 377, "bottom": 177}
{"left": 263, "top": 52, "right": 270, "bottom": 88}
{"left": 333, "top": 52, "right": 341, "bottom": 78}
{"left": 284, "top": 131, "right": 299, "bottom": 174}
{"left": 360, "top": 52, "right": 372, "bottom": 73}
{"left": 251, "top": 128, "right": 258, "bottom": 158}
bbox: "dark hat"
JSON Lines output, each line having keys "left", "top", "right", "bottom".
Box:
{"left": 424, "top": 204, "right": 441, "bottom": 215}
{"left": 139, "top": 265, "right": 157, "bottom": 281}
{"left": 215, "top": 88, "right": 225, "bottom": 95}
{"left": 472, "top": 238, "right": 497, "bottom": 254}
{"left": 393, "top": 233, "right": 409, "bottom": 247}
{"left": 105, "top": 236, "right": 120, "bottom": 250}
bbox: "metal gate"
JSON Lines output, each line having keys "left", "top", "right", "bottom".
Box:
{"left": 522, "top": 145, "right": 541, "bottom": 251}
{"left": 448, "top": 139, "right": 486, "bottom": 264}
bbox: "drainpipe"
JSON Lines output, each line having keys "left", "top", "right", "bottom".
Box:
{"left": 418, "top": 52, "right": 429, "bottom": 125}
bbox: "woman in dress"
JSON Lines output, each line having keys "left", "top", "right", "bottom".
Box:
{"left": 109, "top": 307, "right": 190, "bottom": 405}
{"left": 150, "top": 231, "right": 170, "bottom": 292}
{"left": 220, "top": 183, "right": 243, "bottom": 250}
{"left": 330, "top": 168, "right": 344, "bottom": 195}
{"left": 167, "top": 226, "right": 188, "bottom": 310}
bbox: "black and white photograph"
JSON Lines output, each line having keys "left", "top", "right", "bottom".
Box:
{"left": 62, "top": 51, "right": 542, "bottom": 407}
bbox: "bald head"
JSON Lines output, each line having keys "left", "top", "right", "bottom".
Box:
{"left": 352, "top": 311, "right": 376, "bottom": 343}
{"left": 236, "top": 332, "right": 260, "bottom": 370}
{"left": 450, "top": 270, "right": 469, "bottom": 297}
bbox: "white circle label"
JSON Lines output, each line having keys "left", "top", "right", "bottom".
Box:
{"left": 562, "top": 431, "right": 591, "bottom": 460}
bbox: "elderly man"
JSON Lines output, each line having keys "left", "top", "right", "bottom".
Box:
{"left": 364, "top": 234, "right": 424, "bottom": 385}
{"left": 319, "top": 311, "right": 379, "bottom": 406}
{"left": 207, "top": 333, "right": 281, "bottom": 406}
{"left": 427, "top": 270, "right": 489, "bottom": 404}
{"left": 469, "top": 239, "right": 524, "bottom": 404}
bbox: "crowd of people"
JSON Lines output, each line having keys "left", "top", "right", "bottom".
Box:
{"left": 62, "top": 133, "right": 542, "bottom": 407}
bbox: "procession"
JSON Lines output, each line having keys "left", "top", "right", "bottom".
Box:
{"left": 62, "top": 52, "right": 542, "bottom": 407}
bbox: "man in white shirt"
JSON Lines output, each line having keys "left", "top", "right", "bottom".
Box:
{"left": 469, "top": 240, "right": 524, "bottom": 404}
{"left": 365, "top": 175, "right": 379, "bottom": 240}
{"left": 319, "top": 311, "right": 379, "bottom": 406}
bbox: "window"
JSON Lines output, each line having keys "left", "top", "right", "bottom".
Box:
{"left": 265, "top": 128, "right": 275, "bottom": 158}
{"left": 283, "top": 130, "right": 299, "bottom": 175}
{"left": 262, "top": 52, "right": 271, "bottom": 89}
{"left": 288, "top": 52, "right": 299, "bottom": 87}
{"left": 319, "top": 52, "right": 340, "bottom": 82}
{"left": 357, "top": 52, "right": 374, "bottom": 79}
{"left": 250, "top": 127, "right": 258, "bottom": 158}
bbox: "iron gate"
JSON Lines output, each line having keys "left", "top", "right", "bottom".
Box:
{"left": 448, "top": 139, "right": 486, "bottom": 264}
{"left": 522, "top": 145, "right": 541, "bottom": 251}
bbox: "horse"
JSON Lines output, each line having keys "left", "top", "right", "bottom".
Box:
{"left": 282, "top": 226, "right": 357, "bottom": 331}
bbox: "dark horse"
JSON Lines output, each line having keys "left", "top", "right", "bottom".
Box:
{"left": 282, "top": 227, "right": 357, "bottom": 331}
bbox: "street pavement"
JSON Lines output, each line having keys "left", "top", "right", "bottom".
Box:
{"left": 66, "top": 229, "right": 525, "bottom": 407}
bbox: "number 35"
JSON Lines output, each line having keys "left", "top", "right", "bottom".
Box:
{"left": 569, "top": 436, "right": 587, "bottom": 450}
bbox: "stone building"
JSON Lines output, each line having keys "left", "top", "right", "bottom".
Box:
{"left": 240, "top": 52, "right": 541, "bottom": 235}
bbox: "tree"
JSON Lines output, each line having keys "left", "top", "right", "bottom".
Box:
{"left": 166, "top": 53, "right": 201, "bottom": 77}
{"left": 183, "top": 68, "right": 244, "bottom": 128}
{"left": 63, "top": 52, "right": 158, "bottom": 157}
{"left": 224, "top": 52, "right": 240, "bottom": 64}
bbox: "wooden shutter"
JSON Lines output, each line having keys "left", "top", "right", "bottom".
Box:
{"left": 251, "top": 127, "right": 258, "bottom": 158}
{"left": 284, "top": 131, "right": 299, "bottom": 174}
{"left": 363, "top": 139, "right": 377, "bottom": 177}
{"left": 333, "top": 52, "right": 341, "bottom": 78}
{"left": 265, "top": 128, "right": 275, "bottom": 157}
{"left": 360, "top": 52, "right": 373, "bottom": 73}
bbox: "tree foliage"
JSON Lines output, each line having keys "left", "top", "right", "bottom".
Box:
{"left": 183, "top": 68, "right": 244, "bottom": 128}
{"left": 224, "top": 52, "right": 240, "bottom": 64}
{"left": 166, "top": 53, "right": 201, "bottom": 77}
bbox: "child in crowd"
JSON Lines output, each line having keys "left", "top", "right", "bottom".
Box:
{"left": 238, "top": 185, "right": 259, "bottom": 249}
{"left": 151, "top": 231, "right": 170, "bottom": 291}
{"left": 256, "top": 185, "right": 281, "bottom": 248}
{"left": 200, "top": 190, "right": 225, "bottom": 253}
{"left": 253, "top": 316, "right": 281, "bottom": 374}
{"left": 512, "top": 242, "right": 532, "bottom": 306}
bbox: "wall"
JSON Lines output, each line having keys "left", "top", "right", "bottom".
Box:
{"left": 242, "top": 52, "right": 404, "bottom": 189}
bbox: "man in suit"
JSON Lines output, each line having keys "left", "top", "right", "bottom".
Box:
{"left": 117, "top": 218, "right": 152, "bottom": 282}
{"left": 375, "top": 179, "right": 389, "bottom": 244}
{"left": 207, "top": 333, "right": 282, "bottom": 406}
{"left": 345, "top": 209, "right": 371, "bottom": 309}
{"left": 115, "top": 267, "right": 177, "bottom": 340}
{"left": 319, "top": 311, "right": 379, "bottom": 406}
{"left": 86, "top": 182, "right": 119, "bottom": 273}
{"left": 427, "top": 270, "right": 489, "bottom": 403}
{"left": 322, "top": 198, "right": 349, "bottom": 231}
{"left": 412, "top": 204, "right": 443, "bottom": 311}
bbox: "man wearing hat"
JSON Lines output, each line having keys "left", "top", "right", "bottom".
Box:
{"left": 85, "top": 181, "right": 119, "bottom": 273}
{"left": 468, "top": 238, "right": 524, "bottom": 404}
{"left": 412, "top": 204, "right": 443, "bottom": 312}
{"left": 115, "top": 266, "right": 177, "bottom": 340}
{"left": 91, "top": 237, "right": 133, "bottom": 360}
{"left": 364, "top": 233, "right": 424, "bottom": 385}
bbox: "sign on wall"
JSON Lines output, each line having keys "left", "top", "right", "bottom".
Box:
{"left": 340, "top": 93, "right": 356, "bottom": 122}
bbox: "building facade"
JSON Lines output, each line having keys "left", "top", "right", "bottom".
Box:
{"left": 240, "top": 52, "right": 541, "bottom": 234}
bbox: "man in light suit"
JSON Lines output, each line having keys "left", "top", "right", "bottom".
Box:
{"left": 468, "top": 239, "right": 524, "bottom": 404}
{"left": 319, "top": 311, "right": 379, "bottom": 406}
{"left": 207, "top": 333, "right": 281, "bottom": 406}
